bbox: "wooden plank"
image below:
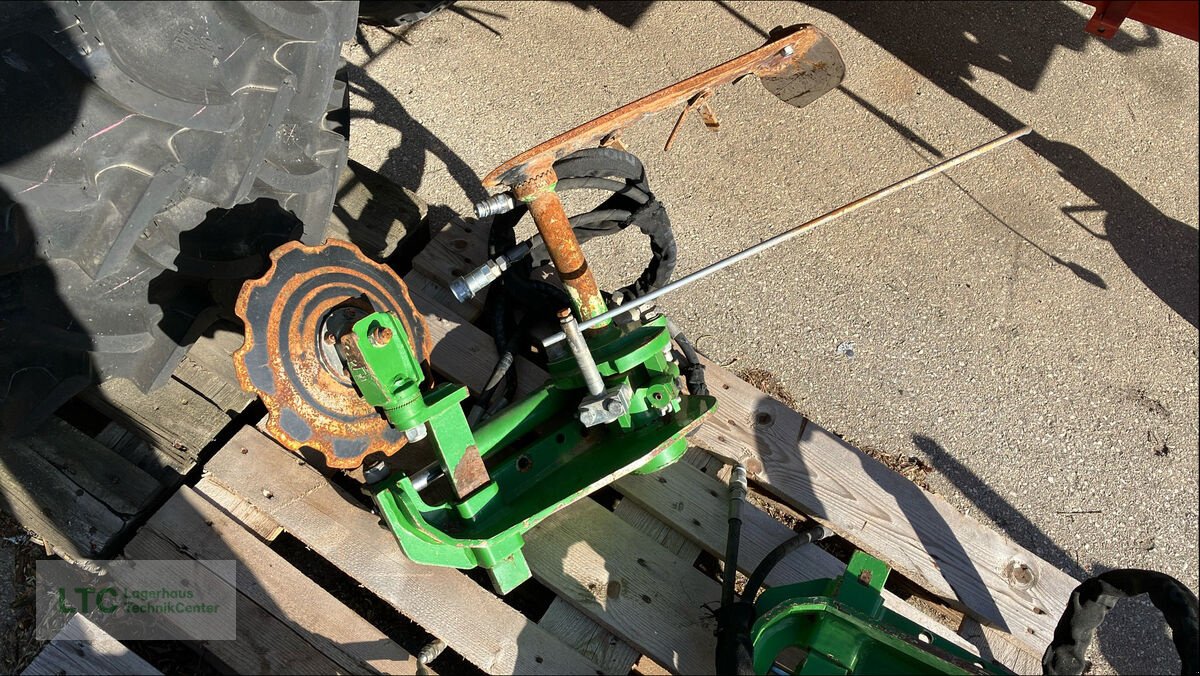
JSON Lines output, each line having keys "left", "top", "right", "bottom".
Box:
{"left": 688, "top": 361, "right": 1076, "bottom": 654}
{"left": 94, "top": 423, "right": 181, "bottom": 485}
{"left": 614, "top": 501, "right": 698, "bottom": 560}
{"left": 15, "top": 417, "right": 159, "bottom": 516}
{"left": 125, "top": 529, "right": 348, "bottom": 675}
{"left": 409, "top": 218, "right": 489, "bottom": 321}
{"left": 80, "top": 326, "right": 253, "bottom": 478}
{"left": 406, "top": 287, "right": 1070, "bottom": 658}
{"left": 537, "top": 603, "right": 640, "bottom": 675}
{"left": 527, "top": 499, "right": 719, "bottom": 674}
{"left": 22, "top": 614, "right": 160, "bottom": 676}
{"left": 0, "top": 436, "right": 123, "bottom": 559}
{"left": 175, "top": 325, "right": 257, "bottom": 414}
{"left": 617, "top": 461, "right": 983, "bottom": 655}
{"left": 402, "top": 271, "right": 473, "bottom": 323}
{"left": 537, "top": 495, "right": 704, "bottom": 674}
{"left": 131, "top": 486, "right": 421, "bottom": 674}
{"left": 959, "top": 617, "right": 1043, "bottom": 675}
{"left": 205, "top": 426, "right": 601, "bottom": 676}
{"left": 194, "top": 476, "right": 284, "bottom": 542}
{"left": 82, "top": 376, "right": 230, "bottom": 473}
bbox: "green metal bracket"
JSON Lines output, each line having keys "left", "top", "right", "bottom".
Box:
{"left": 751, "top": 552, "right": 1013, "bottom": 675}
{"left": 345, "top": 309, "right": 715, "bottom": 593}
{"left": 343, "top": 312, "right": 426, "bottom": 429}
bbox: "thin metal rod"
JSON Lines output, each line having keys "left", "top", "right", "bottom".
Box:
{"left": 543, "top": 126, "right": 1031, "bottom": 346}
{"left": 558, "top": 308, "right": 605, "bottom": 396}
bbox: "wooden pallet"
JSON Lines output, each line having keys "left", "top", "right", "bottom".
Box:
{"left": 4, "top": 191, "right": 1077, "bottom": 674}
{"left": 101, "top": 271, "right": 1054, "bottom": 674}
{"left": 22, "top": 615, "right": 160, "bottom": 676}
{"left": 0, "top": 322, "right": 254, "bottom": 561}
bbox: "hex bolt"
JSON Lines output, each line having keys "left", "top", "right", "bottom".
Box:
{"left": 779, "top": 45, "right": 794, "bottom": 57}
{"left": 370, "top": 325, "right": 393, "bottom": 347}
{"left": 603, "top": 398, "right": 624, "bottom": 414}
{"left": 405, "top": 424, "right": 428, "bottom": 443}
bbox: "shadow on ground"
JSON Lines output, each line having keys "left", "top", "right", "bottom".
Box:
{"left": 808, "top": 0, "right": 1197, "bottom": 327}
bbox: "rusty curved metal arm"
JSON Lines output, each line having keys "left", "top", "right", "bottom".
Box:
{"left": 482, "top": 24, "right": 844, "bottom": 189}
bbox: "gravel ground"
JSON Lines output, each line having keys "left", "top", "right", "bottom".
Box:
{"left": 345, "top": 2, "right": 1197, "bottom": 672}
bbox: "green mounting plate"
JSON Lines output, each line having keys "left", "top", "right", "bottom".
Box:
{"left": 752, "top": 552, "right": 1012, "bottom": 675}
{"left": 352, "top": 310, "right": 716, "bottom": 593}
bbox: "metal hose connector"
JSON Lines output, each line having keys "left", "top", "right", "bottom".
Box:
{"left": 474, "top": 192, "right": 515, "bottom": 219}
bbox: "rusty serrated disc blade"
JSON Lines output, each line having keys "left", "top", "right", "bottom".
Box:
{"left": 233, "top": 239, "right": 432, "bottom": 469}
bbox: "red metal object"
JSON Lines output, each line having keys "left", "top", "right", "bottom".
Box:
{"left": 1081, "top": 1, "right": 1199, "bottom": 41}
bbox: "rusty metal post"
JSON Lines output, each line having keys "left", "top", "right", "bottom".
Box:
{"left": 512, "top": 168, "right": 610, "bottom": 324}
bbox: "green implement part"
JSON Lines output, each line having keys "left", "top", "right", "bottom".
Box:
{"left": 751, "top": 552, "right": 1012, "bottom": 675}
{"left": 346, "top": 309, "right": 714, "bottom": 593}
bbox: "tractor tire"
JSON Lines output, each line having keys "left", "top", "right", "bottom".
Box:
{"left": 0, "top": 1, "right": 358, "bottom": 436}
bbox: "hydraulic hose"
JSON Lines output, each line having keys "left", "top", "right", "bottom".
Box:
{"left": 485, "top": 147, "right": 678, "bottom": 368}
{"left": 716, "top": 466, "right": 750, "bottom": 675}
{"left": 668, "top": 318, "right": 708, "bottom": 396}
{"left": 715, "top": 522, "right": 829, "bottom": 675}
{"left": 743, "top": 524, "right": 830, "bottom": 603}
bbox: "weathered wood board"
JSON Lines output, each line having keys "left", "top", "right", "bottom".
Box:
{"left": 125, "top": 486, "right": 422, "bottom": 675}
{"left": 21, "top": 615, "right": 160, "bottom": 676}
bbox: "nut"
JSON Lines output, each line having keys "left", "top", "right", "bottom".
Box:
{"left": 370, "top": 326, "right": 393, "bottom": 347}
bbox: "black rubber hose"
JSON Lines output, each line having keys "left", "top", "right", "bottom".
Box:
{"left": 668, "top": 319, "right": 708, "bottom": 397}
{"left": 553, "top": 146, "right": 650, "bottom": 187}
{"left": 488, "top": 147, "right": 676, "bottom": 322}
{"left": 716, "top": 466, "right": 749, "bottom": 676}
{"left": 716, "top": 523, "right": 828, "bottom": 675}
{"left": 475, "top": 311, "right": 537, "bottom": 423}
{"left": 743, "top": 524, "right": 830, "bottom": 603}
{"left": 556, "top": 176, "right": 651, "bottom": 204}
{"left": 1043, "top": 569, "right": 1199, "bottom": 675}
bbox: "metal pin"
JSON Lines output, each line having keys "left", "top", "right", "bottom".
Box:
{"left": 558, "top": 308, "right": 605, "bottom": 397}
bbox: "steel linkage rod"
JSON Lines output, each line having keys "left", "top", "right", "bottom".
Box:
{"left": 542, "top": 126, "right": 1032, "bottom": 347}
